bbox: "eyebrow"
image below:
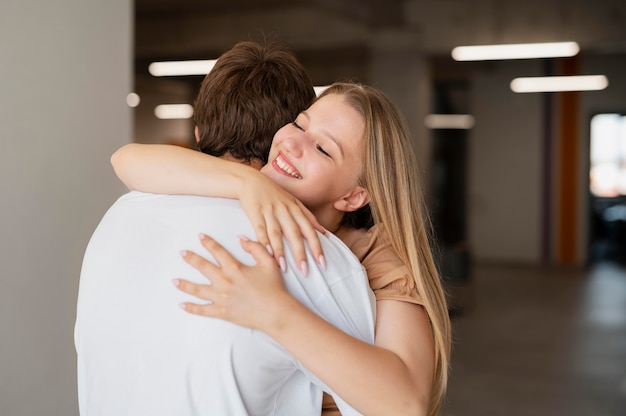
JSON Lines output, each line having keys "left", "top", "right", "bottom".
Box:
{"left": 301, "top": 111, "right": 345, "bottom": 158}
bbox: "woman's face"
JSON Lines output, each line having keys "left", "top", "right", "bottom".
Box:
{"left": 261, "top": 93, "right": 366, "bottom": 213}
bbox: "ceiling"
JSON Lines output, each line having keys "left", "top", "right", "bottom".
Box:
{"left": 135, "top": 0, "right": 626, "bottom": 85}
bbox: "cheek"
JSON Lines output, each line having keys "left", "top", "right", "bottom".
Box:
{"left": 308, "top": 159, "right": 336, "bottom": 184}
{"left": 336, "top": 161, "right": 360, "bottom": 184}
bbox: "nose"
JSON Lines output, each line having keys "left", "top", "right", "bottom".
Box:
{"left": 283, "top": 130, "right": 311, "bottom": 158}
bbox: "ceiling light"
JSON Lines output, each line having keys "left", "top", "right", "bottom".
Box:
{"left": 154, "top": 104, "right": 194, "bottom": 119}
{"left": 126, "top": 93, "right": 140, "bottom": 107}
{"left": 314, "top": 86, "right": 330, "bottom": 96}
{"left": 424, "top": 114, "right": 475, "bottom": 129}
{"left": 149, "top": 60, "right": 217, "bottom": 77}
{"left": 452, "top": 41, "right": 579, "bottom": 61}
{"left": 510, "top": 75, "right": 609, "bottom": 93}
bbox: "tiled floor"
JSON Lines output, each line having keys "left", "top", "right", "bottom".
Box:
{"left": 443, "top": 261, "right": 626, "bottom": 416}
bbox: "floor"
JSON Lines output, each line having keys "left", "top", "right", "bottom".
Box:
{"left": 442, "top": 261, "right": 626, "bottom": 416}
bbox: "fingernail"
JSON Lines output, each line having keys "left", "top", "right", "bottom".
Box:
{"left": 279, "top": 256, "right": 287, "bottom": 273}
{"left": 172, "top": 278, "right": 180, "bottom": 287}
{"left": 237, "top": 234, "right": 250, "bottom": 242}
{"left": 300, "top": 261, "right": 308, "bottom": 277}
{"left": 318, "top": 255, "right": 326, "bottom": 271}
{"left": 180, "top": 250, "right": 188, "bottom": 257}
{"left": 265, "top": 244, "right": 273, "bottom": 256}
{"left": 179, "top": 303, "right": 187, "bottom": 310}
{"left": 198, "top": 233, "right": 207, "bottom": 240}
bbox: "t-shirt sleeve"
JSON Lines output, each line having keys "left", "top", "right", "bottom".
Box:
{"left": 348, "top": 225, "right": 424, "bottom": 306}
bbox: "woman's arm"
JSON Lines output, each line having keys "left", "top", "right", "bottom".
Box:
{"left": 111, "top": 143, "right": 325, "bottom": 271}
{"left": 112, "top": 143, "right": 251, "bottom": 196}
{"left": 177, "top": 234, "right": 434, "bottom": 416}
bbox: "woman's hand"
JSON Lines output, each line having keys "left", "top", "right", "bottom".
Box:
{"left": 175, "top": 234, "right": 296, "bottom": 330}
{"left": 238, "top": 173, "right": 326, "bottom": 275}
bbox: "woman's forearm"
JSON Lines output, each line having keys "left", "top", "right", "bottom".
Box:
{"left": 267, "top": 297, "right": 431, "bottom": 416}
{"left": 110, "top": 143, "right": 255, "bottom": 198}
{"left": 177, "top": 236, "right": 433, "bottom": 415}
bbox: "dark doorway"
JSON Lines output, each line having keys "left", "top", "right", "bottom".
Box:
{"left": 430, "top": 80, "right": 472, "bottom": 315}
{"left": 588, "top": 113, "right": 626, "bottom": 265}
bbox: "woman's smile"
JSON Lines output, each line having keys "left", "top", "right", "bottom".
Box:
{"left": 272, "top": 152, "right": 302, "bottom": 179}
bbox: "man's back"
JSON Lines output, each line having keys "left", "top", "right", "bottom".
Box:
{"left": 75, "top": 191, "right": 374, "bottom": 415}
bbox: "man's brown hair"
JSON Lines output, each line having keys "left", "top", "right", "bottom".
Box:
{"left": 194, "top": 41, "right": 315, "bottom": 164}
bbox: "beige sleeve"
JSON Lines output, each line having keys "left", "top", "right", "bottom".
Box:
{"left": 348, "top": 225, "right": 423, "bottom": 306}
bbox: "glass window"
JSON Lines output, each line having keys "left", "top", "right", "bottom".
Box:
{"left": 590, "top": 114, "right": 626, "bottom": 197}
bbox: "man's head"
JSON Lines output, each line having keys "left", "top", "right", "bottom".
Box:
{"left": 193, "top": 41, "right": 315, "bottom": 166}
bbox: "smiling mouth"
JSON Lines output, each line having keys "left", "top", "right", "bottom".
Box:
{"left": 274, "top": 154, "right": 302, "bottom": 179}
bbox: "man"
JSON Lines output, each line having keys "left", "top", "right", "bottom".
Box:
{"left": 75, "top": 41, "right": 375, "bottom": 415}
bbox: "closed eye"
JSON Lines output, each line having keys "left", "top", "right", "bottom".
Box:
{"left": 292, "top": 121, "right": 303, "bottom": 131}
{"left": 316, "top": 145, "right": 331, "bottom": 158}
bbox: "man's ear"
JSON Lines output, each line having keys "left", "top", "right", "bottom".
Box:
{"left": 333, "top": 186, "right": 370, "bottom": 213}
{"left": 194, "top": 126, "right": 200, "bottom": 143}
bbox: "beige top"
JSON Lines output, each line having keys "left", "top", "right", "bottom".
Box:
{"left": 322, "top": 224, "right": 423, "bottom": 415}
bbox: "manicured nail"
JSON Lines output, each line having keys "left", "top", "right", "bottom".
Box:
{"left": 237, "top": 234, "right": 250, "bottom": 242}
{"left": 198, "top": 233, "right": 207, "bottom": 240}
{"left": 265, "top": 244, "right": 274, "bottom": 256}
{"left": 179, "top": 303, "right": 187, "bottom": 310}
{"left": 279, "top": 256, "right": 287, "bottom": 273}
{"left": 318, "top": 255, "right": 326, "bottom": 271}
{"left": 180, "top": 250, "right": 188, "bottom": 257}
{"left": 300, "top": 261, "right": 308, "bottom": 277}
{"left": 172, "top": 278, "right": 180, "bottom": 287}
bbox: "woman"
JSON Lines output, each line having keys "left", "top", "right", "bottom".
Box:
{"left": 113, "top": 82, "right": 451, "bottom": 416}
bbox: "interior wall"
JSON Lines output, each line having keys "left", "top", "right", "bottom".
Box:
{"left": 0, "top": 1, "right": 132, "bottom": 415}
{"left": 133, "top": 75, "right": 196, "bottom": 145}
{"left": 467, "top": 54, "right": 626, "bottom": 265}
{"left": 367, "top": 35, "right": 432, "bottom": 176}
{"left": 468, "top": 59, "right": 544, "bottom": 264}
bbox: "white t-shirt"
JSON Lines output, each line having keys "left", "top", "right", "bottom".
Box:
{"left": 75, "top": 191, "right": 375, "bottom": 416}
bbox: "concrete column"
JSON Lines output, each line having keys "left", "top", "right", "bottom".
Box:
{"left": 367, "top": 30, "right": 432, "bottom": 187}
{"left": 0, "top": 1, "right": 132, "bottom": 414}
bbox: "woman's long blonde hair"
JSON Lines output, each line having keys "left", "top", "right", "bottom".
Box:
{"left": 320, "top": 82, "right": 451, "bottom": 416}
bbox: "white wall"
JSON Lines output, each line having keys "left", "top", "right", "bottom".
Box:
{"left": 0, "top": 1, "right": 131, "bottom": 414}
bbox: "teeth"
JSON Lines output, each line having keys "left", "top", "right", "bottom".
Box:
{"left": 276, "top": 155, "right": 302, "bottom": 179}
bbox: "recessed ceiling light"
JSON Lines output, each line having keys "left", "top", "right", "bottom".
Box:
{"left": 126, "top": 93, "right": 140, "bottom": 107}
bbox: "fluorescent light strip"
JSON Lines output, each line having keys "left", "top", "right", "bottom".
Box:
{"left": 149, "top": 60, "right": 217, "bottom": 76}
{"left": 149, "top": 60, "right": 330, "bottom": 98}
{"left": 314, "top": 85, "right": 330, "bottom": 96}
{"left": 452, "top": 41, "right": 579, "bottom": 61}
{"left": 154, "top": 104, "right": 194, "bottom": 119}
{"left": 424, "top": 114, "right": 475, "bottom": 129}
{"left": 510, "top": 75, "right": 609, "bottom": 93}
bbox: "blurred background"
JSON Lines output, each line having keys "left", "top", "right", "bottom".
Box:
{"left": 1, "top": 0, "right": 625, "bottom": 414}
